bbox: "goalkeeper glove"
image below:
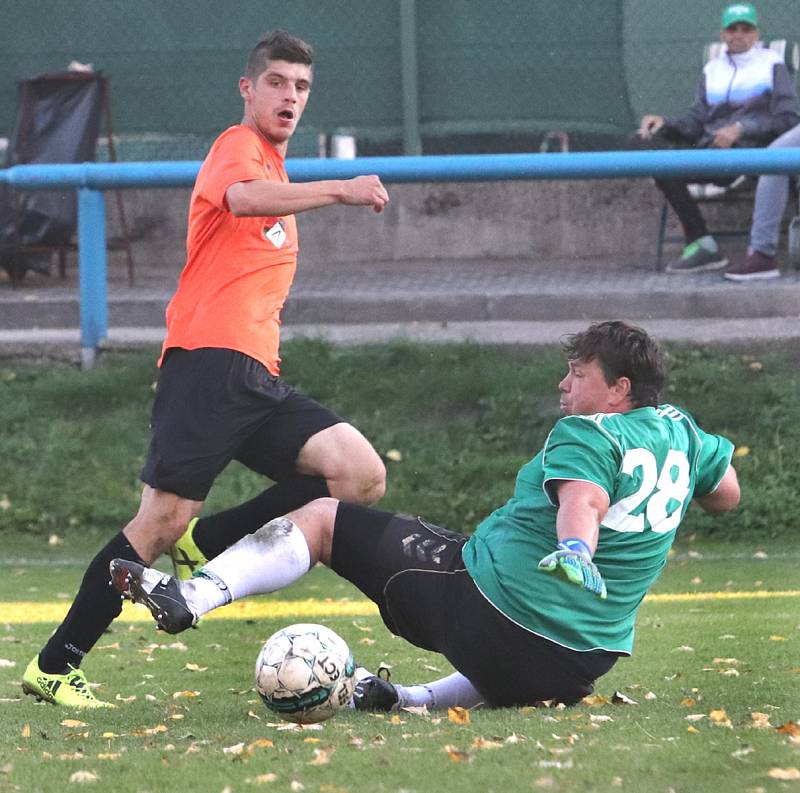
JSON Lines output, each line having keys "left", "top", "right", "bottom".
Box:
{"left": 537, "top": 537, "right": 607, "bottom": 599}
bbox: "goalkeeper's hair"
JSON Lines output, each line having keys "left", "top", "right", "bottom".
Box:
{"left": 562, "top": 320, "right": 665, "bottom": 408}
{"left": 246, "top": 30, "right": 314, "bottom": 79}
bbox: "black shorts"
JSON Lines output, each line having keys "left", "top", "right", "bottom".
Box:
{"left": 140, "top": 347, "right": 343, "bottom": 501}
{"left": 331, "top": 503, "right": 618, "bottom": 707}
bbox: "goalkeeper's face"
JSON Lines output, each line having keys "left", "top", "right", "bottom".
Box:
{"left": 558, "top": 357, "right": 629, "bottom": 416}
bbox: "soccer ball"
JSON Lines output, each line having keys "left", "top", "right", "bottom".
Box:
{"left": 255, "top": 623, "right": 356, "bottom": 724}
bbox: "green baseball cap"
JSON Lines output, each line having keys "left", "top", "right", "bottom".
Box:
{"left": 721, "top": 2, "right": 758, "bottom": 28}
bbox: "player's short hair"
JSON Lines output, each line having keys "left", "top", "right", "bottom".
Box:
{"left": 245, "top": 30, "right": 314, "bottom": 80}
{"left": 562, "top": 320, "right": 665, "bottom": 408}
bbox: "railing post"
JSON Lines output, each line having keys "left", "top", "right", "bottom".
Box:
{"left": 77, "top": 187, "right": 108, "bottom": 369}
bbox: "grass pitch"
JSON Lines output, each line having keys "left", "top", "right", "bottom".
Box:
{"left": 0, "top": 341, "right": 799, "bottom": 791}
{"left": 0, "top": 538, "right": 798, "bottom": 793}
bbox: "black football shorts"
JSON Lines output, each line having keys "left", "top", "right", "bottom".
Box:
{"left": 331, "top": 502, "right": 618, "bottom": 707}
{"left": 140, "top": 347, "right": 343, "bottom": 501}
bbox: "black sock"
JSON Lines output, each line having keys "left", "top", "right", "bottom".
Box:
{"left": 38, "top": 532, "right": 144, "bottom": 674}
{"left": 193, "top": 475, "right": 330, "bottom": 560}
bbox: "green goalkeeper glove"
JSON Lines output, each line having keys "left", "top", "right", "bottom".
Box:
{"left": 537, "top": 537, "right": 607, "bottom": 599}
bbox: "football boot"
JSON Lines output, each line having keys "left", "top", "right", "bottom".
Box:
{"left": 168, "top": 517, "right": 209, "bottom": 581}
{"left": 22, "top": 656, "right": 113, "bottom": 709}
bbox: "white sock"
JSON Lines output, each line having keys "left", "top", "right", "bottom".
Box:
{"left": 396, "top": 672, "right": 484, "bottom": 710}
{"left": 697, "top": 235, "right": 718, "bottom": 252}
{"left": 180, "top": 517, "right": 311, "bottom": 618}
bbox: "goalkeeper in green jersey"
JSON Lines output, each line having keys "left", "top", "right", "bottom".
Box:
{"left": 112, "top": 321, "right": 740, "bottom": 710}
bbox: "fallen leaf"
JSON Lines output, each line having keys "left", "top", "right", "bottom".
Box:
{"left": 249, "top": 738, "right": 274, "bottom": 750}
{"left": 582, "top": 694, "right": 609, "bottom": 707}
{"left": 96, "top": 753, "right": 120, "bottom": 761}
{"left": 589, "top": 714, "right": 614, "bottom": 723}
{"left": 183, "top": 663, "right": 208, "bottom": 672}
{"left": 731, "top": 746, "right": 754, "bottom": 759}
{"left": 709, "top": 709, "right": 733, "bottom": 728}
{"left": 673, "top": 645, "right": 694, "bottom": 652}
{"left": 769, "top": 636, "right": 785, "bottom": 642}
{"left": 644, "top": 691, "right": 657, "bottom": 701}
{"left": 400, "top": 705, "right": 429, "bottom": 717}
{"left": 21, "top": 724, "right": 30, "bottom": 738}
{"left": 68, "top": 771, "right": 98, "bottom": 783}
{"left": 114, "top": 694, "right": 136, "bottom": 703}
{"left": 685, "top": 714, "right": 706, "bottom": 722}
{"left": 448, "top": 706, "right": 470, "bottom": 725}
{"left": 290, "top": 781, "right": 305, "bottom": 791}
{"left": 444, "top": 745, "right": 473, "bottom": 763}
{"left": 389, "top": 714, "right": 404, "bottom": 725}
{"left": 471, "top": 736, "right": 503, "bottom": 750}
{"left": 48, "top": 534, "right": 62, "bottom": 546}
{"left": 768, "top": 768, "right": 800, "bottom": 780}
{"left": 310, "top": 747, "right": 333, "bottom": 765}
{"left": 734, "top": 446, "right": 750, "bottom": 458}
{"left": 172, "top": 690, "right": 200, "bottom": 699}
{"left": 776, "top": 721, "right": 800, "bottom": 737}
{"left": 61, "top": 719, "right": 88, "bottom": 728}
{"left": 247, "top": 774, "right": 277, "bottom": 784}
{"left": 0, "top": 659, "right": 16, "bottom": 668}
{"left": 681, "top": 697, "right": 697, "bottom": 707}
{"left": 612, "top": 691, "right": 638, "bottom": 705}
{"left": 750, "top": 712, "right": 772, "bottom": 729}
{"left": 385, "top": 449, "right": 403, "bottom": 462}
{"left": 687, "top": 726, "right": 700, "bottom": 734}
{"left": 223, "top": 742, "right": 245, "bottom": 756}
{"left": 358, "top": 638, "right": 376, "bottom": 645}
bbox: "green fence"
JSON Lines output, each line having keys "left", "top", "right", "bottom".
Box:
{"left": 0, "top": 0, "right": 797, "bottom": 158}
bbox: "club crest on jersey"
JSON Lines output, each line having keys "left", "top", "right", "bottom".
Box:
{"left": 263, "top": 218, "right": 287, "bottom": 249}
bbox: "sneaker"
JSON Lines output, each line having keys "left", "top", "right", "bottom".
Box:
{"left": 169, "top": 517, "right": 209, "bottom": 581}
{"left": 109, "top": 559, "right": 197, "bottom": 634}
{"left": 665, "top": 241, "right": 728, "bottom": 273}
{"left": 352, "top": 671, "right": 399, "bottom": 712}
{"left": 21, "top": 656, "right": 114, "bottom": 709}
{"left": 723, "top": 250, "right": 780, "bottom": 281}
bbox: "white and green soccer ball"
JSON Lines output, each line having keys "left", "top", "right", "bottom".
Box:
{"left": 255, "top": 623, "right": 356, "bottom": 724}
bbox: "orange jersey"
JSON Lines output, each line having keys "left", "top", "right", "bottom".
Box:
{"left": 160, "top": 125, "right": 299, "bottom": 375}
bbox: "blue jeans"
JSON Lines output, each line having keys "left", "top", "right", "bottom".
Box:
{"left": 751, "top": 124, "right": 800, "bottom": 257}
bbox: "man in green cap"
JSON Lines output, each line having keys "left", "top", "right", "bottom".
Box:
{"left": 638, "top": 2, "right": 800, "bottom": 274}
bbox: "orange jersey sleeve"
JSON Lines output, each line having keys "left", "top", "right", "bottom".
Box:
{"left": 160, "top": 125, "right": 299, "bottom": 375}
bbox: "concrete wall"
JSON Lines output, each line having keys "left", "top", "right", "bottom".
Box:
{"left": 114, "top": 178, "right": 748, "bottom": 277}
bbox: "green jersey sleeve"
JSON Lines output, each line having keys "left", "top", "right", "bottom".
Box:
{"left": 541, "top": 415, "right": 622, "bottom": 505}
{"left": 692, "top": 426, "right": 735, "bottom": 498}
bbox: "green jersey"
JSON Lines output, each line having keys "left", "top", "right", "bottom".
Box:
{"left": 462, "top": 404, "right": 733, "bottom": 654}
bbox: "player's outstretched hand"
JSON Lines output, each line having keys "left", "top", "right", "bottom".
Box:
{"left": 341, "top": 174, "right": 389, "bottom": 213}
{"left": 538, "top": 538, "right": 607, "bottom": 599}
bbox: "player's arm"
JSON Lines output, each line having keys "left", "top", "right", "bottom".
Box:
{"left": 694, "top": 464, "right": 740, "bottom": 514}
{"left": 538, "top": 479, "right": 610, "bottom": 599}
{"left": 226, "top": 175, "right": 389, "bottom": 217}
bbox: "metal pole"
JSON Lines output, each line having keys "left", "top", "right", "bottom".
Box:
{"left": 77, "top": 187, "right": 108, "bottom": 369}
{"left": 399, "top": 0, "right": 422, "bottom": 156}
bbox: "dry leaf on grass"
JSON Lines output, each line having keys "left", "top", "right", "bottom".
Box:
{"left": 172, "top": 690, "right": 200, "bottom": 699}
{"left": 247, "top": 774, "right": 277, "bottom": 784}
{"left": 60, "top": 719, "right": 88, "bottom": 728}
{"left": 68, "top": 771, "right": 98, "bottom": 783}
{"left": 0, "top": 659, "right": 16, "bottom": 668}
{"left": 20, "top": 724, "right": 30, "bottom": 738}
{"left": 448, "top": 706, "right": 470, "bottom": 725}
{"left": 709, "top": 709, "right": 733, "bottom": 728}
{"left": 776, "top": 721, "right": 800, "bottom": 737}
{"left": 750, "top": 712, "right": 772, "bottom": 729}
{"left": 582, "top": 694, "right": 609, "bottom": 707}
{"left": 444, "top": 745, "right": 473, "bottom": 763}
{"left": 310, "top": 747, "right": 333, "bottom": 765}
{"left": 612, "top": 691, "right": 638, "bottom": 705}
{"left": 471, "top": 736, "right": 503, "bottom": 750}
{"left": 183, "top": 663, "right": 208, "bottom": 672}
{"left": 768, "top": 768, "right": 800, "bottom": 780}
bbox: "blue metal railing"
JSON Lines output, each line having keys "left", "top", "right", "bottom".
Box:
{"left": 2, "top": 147, "right": 800, "bottom": 366}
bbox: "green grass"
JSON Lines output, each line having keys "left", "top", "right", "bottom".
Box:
{"left": 2, "top": 339, "right": 800, "bottom": 539}
{"left": 0, "top": 544, "right": 797, "bottom": 793}
{"left": 0, "top": 340, "right": 799, "bottom": 791}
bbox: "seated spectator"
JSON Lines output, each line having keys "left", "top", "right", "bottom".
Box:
{"left": 723, "top": 122, "right": 800, "bottom": 280}
{"left": 638, "top": 2, "right": 800, "bottom": 274}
